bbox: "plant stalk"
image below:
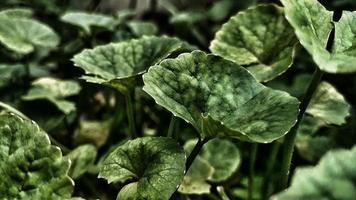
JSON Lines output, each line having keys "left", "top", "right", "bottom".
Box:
{"left": 167, "top": 115, "right": 176, "bottom": 139}
{"left": 129, "top": 0, "right": 137, "bottom": 9}
{"left": 125, "top": 94, "right": 137, "bottom": 139}
{"left": 261, "top": 141, "right": 281, "bottom": 199}
{"left": 248, "top": 143, "right": 258, "bottom": 200}
{"left": 279, "top": 67, "right": 323, "bottom": 190}
{"left": 185, "top": 138, "right": 209, "bottom": 172}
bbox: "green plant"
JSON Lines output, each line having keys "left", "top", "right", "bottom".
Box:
{"left": 0, "top": 0, "right": 355, "bottom": 199}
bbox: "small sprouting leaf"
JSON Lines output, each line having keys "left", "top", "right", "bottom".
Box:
{"left": 272, "top": 146, "right": 356, "bottom": 200}
{"left": 0, "top": 113, "right": 74, "bottom": 199}
{"left": 99, "top": 137, "right": 186, "bottom": 200}
{"left": 65, "top": 144, "right": 97, "bottom": 179}
{"left": 210, "top": 4, "right": 297, "bottom": 82}
{"left": 22, "top": 77, "right": 81, "bottom": 114}
{"left": 143, "top": 50, "right": 299, "bottom": 143}
{"left": 0, "top": 9, "right": 59, "bottom": 54}
{"left": 201, "top": 139, "right": 240, "bottom": 182}
{"left": 281, "top": 0, "right": 356, "bottom": 73}
{"left": 61, "top": 11, "right": 115, "bottom": 34}
{"left": 128, "top": 21, "right": 158, "bottom": 37}
{"left": 307, "top": 81, "right": 350, "bottom": 125}
{"left": 72, "top": 36, "right": 184, "bottom": 94}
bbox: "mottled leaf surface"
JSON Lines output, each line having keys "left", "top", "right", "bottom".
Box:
{"left": 0, "top": 113, "right": 74, "bottom": 199}
{"left": 61, "top": 12, "right": 115, "bottom": 34}
{"left": 99, "top": 137, "right": 186, "bottom": 200}
{"left": 272, "top": 146, "right": 356, "bottom": 200}
{"left": 210, "top": 4, "right": 297, "bottom": 82}
{"left": 22, "top": 77, "right": 81, "bottom": 114}
{"left": 143, "top": 50, "right": 299, "bottom": 143}
{"left": 65, "top": 144, "right": 97, "bottom": 179}
{"left": 281, "top": 0, "right": 356, "bottom": 73}
{"left": 72, "top": 36, "right": 183, "bottom": 93}
{"left": 0, "top": 9, "right": 59, "bottom": 54}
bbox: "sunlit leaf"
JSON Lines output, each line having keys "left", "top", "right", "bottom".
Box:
{"left": 65, "top": 144, "right": 97, "bottom": 179}
{"left": 143, "top": 50, "right": 299, "bottom": 143}
{"left": 72, "top": 36, "right": 184, "bottom": 94}
{"left": 0, "top": 8, "right": 33, "bottom": 18}
{"left": 210, "top": 4, "right": 297, "bottom": 82}
{"left": 0, "top": 113, "right": 74, "bottom": 199}
{"left": 281, "top": 0, "right": 356, "bottom": 73}
{"left": 128, "top": 21, "right": 158, "bottom": 37}
{"left": 272, "top": 145, "right": 356, "bottom": 199}
{"left": 74, "top": 119, "right": 111, "bottom": 148}
{"left": 22, "top": 77, "right": 81, "bottom": 114}
{"left": 99, "top": 137, "right": 186, "bottom": 200}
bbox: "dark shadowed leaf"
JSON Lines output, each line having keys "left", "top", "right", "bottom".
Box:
{"left": 65, "top": 144, "right": 97, "bottom": 179}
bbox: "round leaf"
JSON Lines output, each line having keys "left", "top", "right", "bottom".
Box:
{"left": 99, "top": 137, "right": 186, "bottom": 200}
{"left": 72, "top": 36, "right": 184, "bottom": 94}
{"left": 143, "top": 50, "right": 299, "bottom": 143}
{"left": 272, "top": 145, "right": 356, "bottom": 200}
{"left": 0, "top": 12, "right": 59, "bottom": 54}
{"left": 65, "top": 144, "right": 97, "bottom": 179}
{"left": 210, "top": 4, "right": 297, "bottom": 82}
{"left": 0, "top": 113, "right": 74, "bottom": 199}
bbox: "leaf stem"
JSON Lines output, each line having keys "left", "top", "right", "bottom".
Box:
{"left": 185, "top": 138, "right": 209, "bottom": 172}
{"left": 167, "top": 115, "right": 176, "bottom": 139}
{"left": 125, "top": 93, "right": 137, "bottom": 139}
{"left": 248, "top": 143, "right": 258, "bottom": 200}
{"left": 261, "top": 141, "right": 281, "bottom": 199}
{"left": 279, "top": 67, "right": 323, "bottom": 190}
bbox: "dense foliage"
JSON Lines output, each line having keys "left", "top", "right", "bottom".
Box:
{"left": 0, "top": 0, "right": 355, "bottom": 200}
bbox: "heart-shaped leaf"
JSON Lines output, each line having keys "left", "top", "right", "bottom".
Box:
{"left": 72, "top": 36, "right": 184, "bottom": 94}
{"left": 281, "top": 0, "right": 356, "bottom": 73}
{"left": 99, "top": 137, "right": 186, "bottom": 200}
{"left": 61, "top": 11, "right": 116, "bottom": 34}
{"left": 0, "top": 9, "right": 59, "bottom": 54}
{"left": 143, "top": 50, "right": 299, "bottom": 143}
{"left": 272, "top": 145, "right": 356, "bottom": 200}
{"left": 65, "top": 144, "right": 97, "bottom": 179}
{"left": 210, "top": 4, "right": 298, "bottom": 82}
{"left": 0, "top": 113, "right": 74, "bottom": 199}
{"left": 22, "top": 77, "right": 81, "bottom": 114}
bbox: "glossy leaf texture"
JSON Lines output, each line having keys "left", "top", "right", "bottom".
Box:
{"left": 272, "top": 145, "right": 356, "bottom": 200}
{"left": 72, "top": 35, "right": 184, "bottom": 94}
{"left": 22, "top": 77, "right": 81, "bottom": 114}
{"left": 281, "top": 0, "right": 356, "bottom": 73}
{"left": 65, "top": 144, "right": 97, "bottom": 179}
{"left": 143, "top": 50, "right": 299, "bottom": 143}
{"left": 210, "top": 4, "right": 298, "bottom": 82}
{"left": 0, "top": 8, "right": 59, "bottom": 54}
{"left": 61, "top": 11, "right": 115, "bottom": 34}
{"left": 99, "top": 137, "right": 186, "bottom": 200}
{"left": 0, "top": 113, "right": 74, "bottom": 199}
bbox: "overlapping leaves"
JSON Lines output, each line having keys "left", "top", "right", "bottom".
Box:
{"left": 143, "top": 50, "right": 299, "bottom": 143}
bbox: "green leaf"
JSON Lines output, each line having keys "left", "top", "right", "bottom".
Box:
{"left": 65, "top": 144, "right": 97, "bottom": 179}
{"left": 0, "top": 113, "right": 74, "bottom": 199}
{"left": 143, "top": 50, "right": 299, "bottom": 143}
{"left": 201, "top": 138, "right": 240, "bottom": 182}
{"left": 74, "top": 119, "right": 111, "bottom": 148}
{"left": 281, "top": 0, "right": 356, "bottom": 73}
{"left": 22, "top": 77, "right": 81, "bottom": 114}
{"left": 210, "top": 4, "right": 297, "bottom": 82}
{"left": 72, "top": 35, "right": 184, "bottom": 94}
{"left": 0, "top": 8, "right": 33, "bottom": 18}
{"left": 128, "top": 21, "right": 158, "bottom": 37}
{"left": 99, "top": 137, "right": 186, "bottom": 200}
{"left": 0, "top": 63, "right": 25, "bottom": 88}
{"left": 61, "top": 11, "right": 116, "bottom": 34}
{"left": 272, "top": 145, "right": 356, "bottom": 200}
{"left": 307, "top": 81, "right": 350, "bottom": 125}
{"left": 0, "top": 10, "right": 59, "bottom": 54}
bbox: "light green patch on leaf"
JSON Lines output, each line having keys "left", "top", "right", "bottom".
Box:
{"left": 0, "top": 113, "right": 74, "bottom": 199}
{"left": 307, "top": 81, "right": 350, "bottom": 125}
{"left": 72, "top": 36, "right": 184, "bottom": 94}
{"left": 99, "top": 137, "right": 186, "bottom": 200}
{"left": 0, "top": 11, "right": 59, "bottom": 54}
{"left": 143, "top": 50, "right": 299, "bottom": 143}
{"left": 281, "top": 0, "right": 356, "bottom": 73}
{"left": 272, "top": 145, "right": 356, "bottom": 200}
{"left": 210, "top": 4, "right": 297, "bottom": 82}
{"left": 170, "top": 10, "right": 207, "bottom": 25}
{"left": 128, "top": 21, "right": 158, "bottom": 37}
{"left": 201, "top": 138, "right": 240, "bottom": 182}
{"left": 65, "top": 144, "right": 97, "bottom": 179}
{"left": 0, "top": 8, "right": 33, "bottom": 18}
{"left": 22, "top": 77, "right": 81, "bottom": 114}
{"left": 61, "top": 11, "right": 116, "bottom": 34}
{"left": 74, "top": 119, "right": 111, "bottom": 148}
